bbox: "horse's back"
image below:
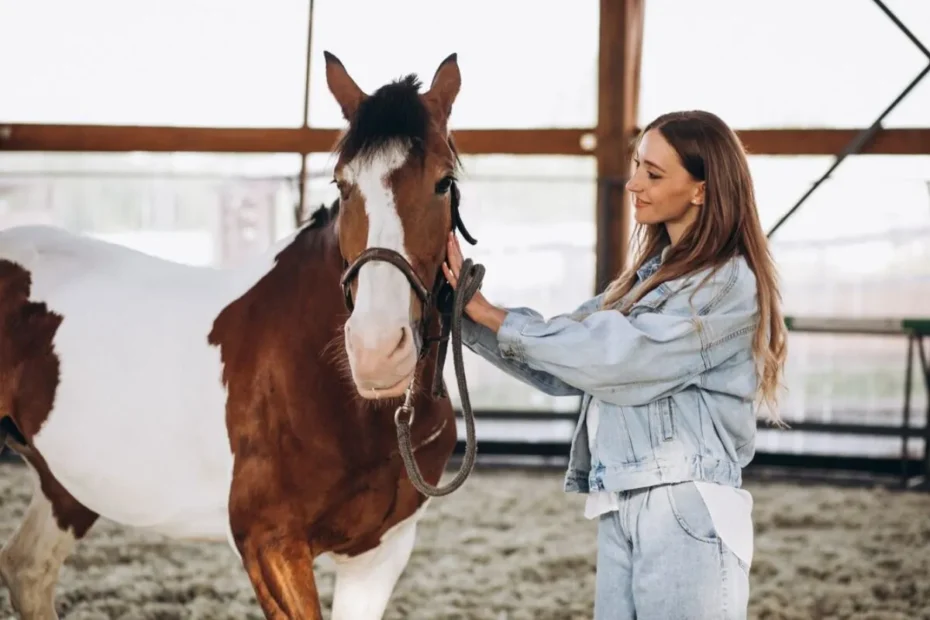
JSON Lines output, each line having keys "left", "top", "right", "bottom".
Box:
{"left": 0, "top": 225, "right": 218, "bottom": 297}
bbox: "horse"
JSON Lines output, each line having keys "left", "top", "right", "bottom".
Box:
{"left": 0, "top": 51, "right": 483, "bottom": 619}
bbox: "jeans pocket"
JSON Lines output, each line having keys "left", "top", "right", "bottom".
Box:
{"left": 665, "top": 482, "right": 718, "bottom": 544}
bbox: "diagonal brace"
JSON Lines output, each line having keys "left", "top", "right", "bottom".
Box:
{"left": 767, "top": 0, "right": 930, "bottom": 239}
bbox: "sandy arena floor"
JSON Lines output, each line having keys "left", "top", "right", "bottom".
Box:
{"left": 0, "top": 462, "right": 928, "bottom": 619}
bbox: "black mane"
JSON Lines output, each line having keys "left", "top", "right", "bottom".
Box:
{"left": 335, "top": 74, "right": 430, "bottom": 164}
{"left": 274, "top": 197, "right": 340, "bottom": 263}
{"left": 305, "top": 198, "right": 340, "bottom": 231}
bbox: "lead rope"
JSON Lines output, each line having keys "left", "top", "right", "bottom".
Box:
{"left": 394, "top": 257, "right": 484, "bottom": 496}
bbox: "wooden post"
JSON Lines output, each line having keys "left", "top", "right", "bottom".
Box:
{"left": 295, "top": 0, "right": 316, "bottom": 227}
{"left": 595, "top": 0, "right": 644, "bottom": 293}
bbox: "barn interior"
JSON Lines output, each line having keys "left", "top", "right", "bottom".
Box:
{"left": 1, "top": 1, "right": 929, "bottom": 618}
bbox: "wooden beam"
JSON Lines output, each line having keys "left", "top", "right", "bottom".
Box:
{"left": 0, "top": 124, "right": 597, "bottom": 156}
{"left": 736, "top": 128, "right": 930, "bottom": 155}
{"left": 0, "top": 125, "right": 336, "bottom": 154}
{"left": 595, "top": 0, "right": 644, "bottom": 293}
{"left": 452, "top": 129, "right": 593, "bottom": 155}
{"left": 1, "top": 123, "right": 928, "bottom": 156}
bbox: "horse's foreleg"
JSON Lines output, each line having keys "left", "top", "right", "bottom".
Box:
{"left": 0, "top": 460, "right": 98, "bottom": 620}
{"left": 329, "top": 506, "right": 422, "bottom": 620}
{"left": 240, "top": 531, "right": 322, "bottom": 620}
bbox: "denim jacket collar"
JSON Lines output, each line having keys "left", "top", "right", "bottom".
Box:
{"left": 635, "top": 245, "right": 671, "bottom": 282}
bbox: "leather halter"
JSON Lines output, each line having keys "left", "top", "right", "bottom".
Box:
{"left": 338, "top": 182, "right": 477, "bottom": 398}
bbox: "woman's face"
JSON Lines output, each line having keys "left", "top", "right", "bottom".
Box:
{"left": 625, "top": 129, "right": 705, "bottom": 244}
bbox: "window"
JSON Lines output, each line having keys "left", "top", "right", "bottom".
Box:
{"left": 0, "top": 152, "right": 301, "bottom": 265}
{"left": 755, "top": 154, "right": 929, "bottom": 450}
{"left": 639, "top": 0, "right": 930, "bottom": 128}
{"left": 754, "top": 154, "right": 930, "bottom": 307}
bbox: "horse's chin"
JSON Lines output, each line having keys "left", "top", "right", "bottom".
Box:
{"left": 353, "top": 371, "right": 416, "bottom": 401}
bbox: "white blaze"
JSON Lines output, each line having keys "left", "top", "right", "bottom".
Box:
{"left": 345, "top": 142, "right": 412, "bottom": 349}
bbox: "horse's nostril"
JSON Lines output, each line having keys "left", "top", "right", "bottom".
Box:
{"left": 394, "top": 327, "right": 408, "bottom": 355}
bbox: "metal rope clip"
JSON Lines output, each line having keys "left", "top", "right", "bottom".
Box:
{"left": 394, "top": 403, "right": 415, "bottom": 427}
{"left": 394, "top": 383, "right": 416, "bottom": 426}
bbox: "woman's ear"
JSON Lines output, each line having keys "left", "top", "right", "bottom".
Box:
{"left": 691, "top": 181, "right": 706, "bottom": 206}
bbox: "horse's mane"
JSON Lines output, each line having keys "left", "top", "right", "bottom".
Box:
{"left": 274, "top": 198, "right": 340, "bottom": 264}
{"left": 335, "top": 73, "right": 457, "bottom": 168}
{"left": 305, "top": 198, "right": 340, "bottom": 231}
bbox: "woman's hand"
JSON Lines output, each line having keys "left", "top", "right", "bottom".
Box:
{"left": 442, "top": 232, "right": 507, "bottom": 333}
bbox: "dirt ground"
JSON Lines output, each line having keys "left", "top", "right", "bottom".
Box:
{"left": 0, "top": 462, "right": 928, "bottom": 619}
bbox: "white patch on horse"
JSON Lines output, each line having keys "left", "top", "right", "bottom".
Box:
{"left": 344, "top": 142, "right": 411, "bottom": 348}
{"left": 0, "top": 224, "right": 298, "bottom": 543}
{"left": 328, "top": 499, "right": 430, "bottom": 620}
{"left": 0, "top": 463, "right": 76, "bottom": 619}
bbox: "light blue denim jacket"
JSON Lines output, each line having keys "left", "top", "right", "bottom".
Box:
{"left": 461, "top": 250, "right": 760, "bottom": 493}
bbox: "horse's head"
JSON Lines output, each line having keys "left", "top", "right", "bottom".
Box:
{"left": 325, "top": 51, "right": 473, "bottom": 400}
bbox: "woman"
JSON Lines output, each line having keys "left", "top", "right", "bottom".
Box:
{"left": 443, "top": 109, "right": 787, "bottom": 619}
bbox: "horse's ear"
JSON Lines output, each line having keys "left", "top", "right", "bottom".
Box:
{"left": 425, "top": 53, "right": 461, "bottom": 126}
{"left": 324, "top": 51, "right": 366, "bottom": 121}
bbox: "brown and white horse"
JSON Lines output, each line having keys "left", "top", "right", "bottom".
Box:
{"left": 0, "top": 51, "right": 480, "bottom": 619}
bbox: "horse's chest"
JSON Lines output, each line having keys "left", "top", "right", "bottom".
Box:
{"left": 229, "top": 449, "right": 421, "bottom": 558}
{"left": 308, "top": 479, "right": 414, "bottom": 556}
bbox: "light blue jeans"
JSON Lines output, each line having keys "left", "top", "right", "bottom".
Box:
{"left": 594, "top": 481, "right": 750, "bottom": 619}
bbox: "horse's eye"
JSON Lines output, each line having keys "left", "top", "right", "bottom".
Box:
{"left": 334, "top": 179, "right": 351, "bottom": 201}
{"left": 434, "top": 176, "right": 454, "bottom": 195}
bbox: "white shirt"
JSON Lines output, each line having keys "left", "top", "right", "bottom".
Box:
{"left": 584, "top": 400, "right": 754, "bottom": 567}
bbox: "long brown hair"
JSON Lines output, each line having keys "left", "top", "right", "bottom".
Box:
{"left": 602, "top": 110, "right": 787, "bottom": 423}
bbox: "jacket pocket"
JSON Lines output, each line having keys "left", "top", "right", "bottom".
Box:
{"left": 599, "top": 403, "right": 641, "bottom": 465}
